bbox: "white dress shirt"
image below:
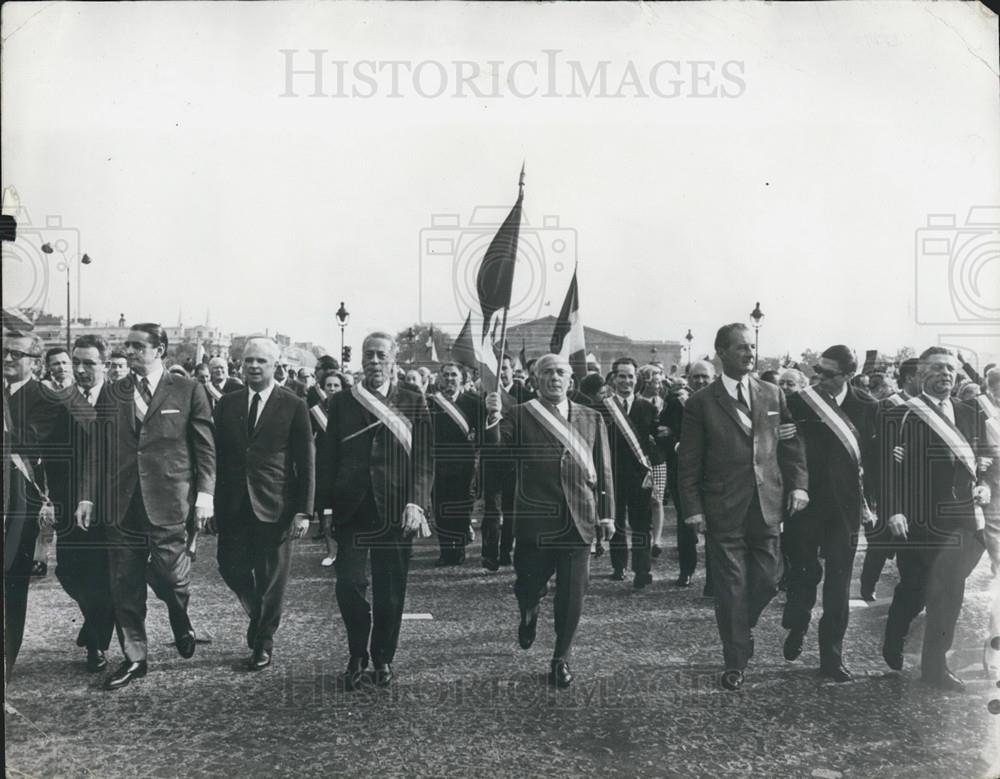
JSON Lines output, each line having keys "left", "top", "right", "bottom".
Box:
{"left": 924, "top": 393, "right": 955, "bottom": 425}
{"left": 79, "top": 381, "right": 104, "bottom": 406}
{"left": 833, "top": 384, "right": 848, "bottom": 407}
{"left": 7, "top": 377, "right": 32, "bottom": 396}
{"left": 721, "top": 374, "right": 751, "bottom": 411}
{"left": 247, "top": 381, "right": 277, "bottom": 428}
{"left": 614, "top": 393, "right": 633, "bottom": 415}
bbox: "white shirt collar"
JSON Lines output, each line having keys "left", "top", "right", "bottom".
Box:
{"left": 923, "top": 392, "right": 955, "bottom": 422}
{"left": 615, "top": 392, "right": 633, "bottom": 411}
{"left": 721, "top": 374, "right": 750, "bottom": 405}
{"left": 370, "top": 378, "right": 392, "bottom": 398}
{"left": 7, "top": 377, "right": 33, "bottom": 396}
{"left": 833, "top": 383, "right": 848, "bottom": 406}
{"left": 136, "top": 362, "right": 165, "bottom": 394}
{"left": 247, "top": 380, "right": 277, "bottom": 411}
{"left": 79, "top": 380, "right": 104, "bottom": 405}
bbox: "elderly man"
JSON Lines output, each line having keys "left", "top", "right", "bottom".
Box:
{"left": 211, "top": 337, "right": 314, "bottom": 670}
{"left": 205, "top": 356, "right": 243, "bottom": 407}
{"left": 319, "top": 332, "right": 432, "bottom": 689}
{"left": 485, "top": 354, "right": 614, "bottom": 688}
{"left": 679, "top": 325, "right": 808, "bottom": 691}
{"left": 777, "top": 369, "right": 809, "bottom": 396}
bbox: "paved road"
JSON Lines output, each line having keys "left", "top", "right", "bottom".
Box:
{"left": 6, "top": 509, "right": 999, "bottom": 778}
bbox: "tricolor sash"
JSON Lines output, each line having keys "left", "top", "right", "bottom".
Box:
{"left": 433, "top": 394, "right": 471, "bottom": 438}
{"left": 315, "top": 386, "right": 327, "bottom": 403}
{"left": 905, "top": 395, "right": 977, "bottom": 477}
{"left": 309, "top": 404, "right": 328, "bottom": 433}
{"left": 800, "top": 386, "right": 862, "bottom": 468}
{"left": 524, "top": 399, "right": 597, "bottom": 484}
{"left": 205, "top": 382, "right": 224, "bottom": 403}
{"left": 976, "top": 394, "right": 1000, "bottom": 448}
{"left": 352, "top": 384, "right": 412, "bottom": 455}
{"left": 885, "top": 392, "right": 905, "bottom": 407}
{"left": 603, "top": 397, "right": 651, "bottom": 471}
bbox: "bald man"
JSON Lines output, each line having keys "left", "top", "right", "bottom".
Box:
{"left": 211, "top": 337, "right": 314, "bottom": 670}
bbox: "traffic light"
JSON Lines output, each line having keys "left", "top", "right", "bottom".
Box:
{"left": 342, "top": 345, "right": 352, "bottom": 365}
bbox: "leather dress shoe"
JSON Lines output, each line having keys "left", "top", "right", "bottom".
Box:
{"left": 720, "top": 669, "right": 744, "bottom": 691}
{"left": 373, "top": 662, "right": 394, "bottom": 687}
{"left": 249, "top": 646, "right": 272, "bottom": 671}
{"left": 922, "top": 667, "right": 965, "bottom": 693}
{"left": 518, "top": 609, "right": 539, "bottom": 650}
{"left": 610, "top": 569, "right": 625, "bottom": 581}
{"left": 783, "top": 629, "right": 805, "bottom": 661}
{"left": 819, "top": 661, "right": 853, "bottom": 683}
{"left": 674, "top": 574, "right": 692, "bottom": 588}
{"left": 633, "top": 572, "right": 653, "bottom": 590}
{"left": 548, "top": 660, "right": 573, "bottom": 689}
{"left": 344, "top": 656, "right": 370, "bottom": 691}
{"left": 860, "top": 585, "right": 876, "bottom": 603}
{"left": 105, "top": 660, "right": 147, "bottom": 690}
{"left": 592, "top": 543, "right": 604, "bottom": 558}
{"left": 482, "top": 557, "right": 500, "bottom": 572}
{"left": 86, "top": 647, "right": 108, "bottom": 673}
{"left": 175, "top": 630, "right": 197, "bottom": 659}
{"left": 882, "top": 638, "right": 904, "bottom": 671}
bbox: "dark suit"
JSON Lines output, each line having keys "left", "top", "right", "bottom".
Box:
{"left": 781, "top": 386, "right": 878, "bottom": 664}
{"left": 603, "top": 395, "right": 659, "bottom": 577}
{"left": 488, "top": 399, "right": 614, "bottom": 661}
{"left": 82, "top": 368, "right": 216, "bottom": 663}
{"left": 882, "top": 396, "right": 993, "bottom": 674}
{"left": 214, "top": 386, "right": 314, "bottom": 651}
{"left": 678, "top": 376, "right": 808, "bottom": 670}
{"left": 480, "top": 385, "right": 522, "bottom": 565}
{"left": 318, "top": 384, "right": 432, "bottom": 666}
{"left": 662, "top": 393, "right": 706, "bottom": 581}
{"left": 429, "top": 390, "right": 484, "bottom": 561}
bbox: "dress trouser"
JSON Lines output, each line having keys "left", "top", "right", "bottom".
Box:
{"left": 885, "top": 529, "right": 984, "bottom": 674}
{"left": 668, "top": 472, "right": 700, "bottom": 578}
{"left": 55, "top": 523, "right": 116, "bottom": 652}
{"left": 482, "top": 463, "right": 516, "bottom": 562}
{"left": 781, "top": 505, "right": 858, "bottom": 664}
{"left": 433, "top": 465, "right": 475, "bottom": 558}
{"left": 706, "top": 492, "right": 780, "bottom": 670}
{"left": 4, "top": 509, "right": 39, "bottom": 678}
{"left": 106, "top": 489, "right": 192, "bottom": 662}
{"left": 217, "top": 495, "right": 293, "bottom": 651}
{"left": 610, "top": 471, "right": 652, "bottom": 575}
{"left": 514, "top": 523, "right": 591, "bottom": 662}
{"left": 333, "top": 492, "right": 413, "bottom": 665}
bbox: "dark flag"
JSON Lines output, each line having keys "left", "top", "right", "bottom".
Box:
{"left": 862, "top": 349, "right": 878, "bottom": 374}
{"left": 550, "top": 265, "right": 587, "bottom": 380}
{"left": 476, "top": 165, "right": 525, "bottom": 341}
{"left": 518, "top": 339, "right": 527, "bottom": 371}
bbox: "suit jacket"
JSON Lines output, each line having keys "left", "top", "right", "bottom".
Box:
{"left": 488, "top": 399, "right": 614, "bottom": 545}
{"left": 601, "top": 395, "right": 661, "bottom": 485}
{"left": 786, "top": 385, "right": 879, "bottom": 528}
{"left": 430, "top": 390, "right": 484, "bottom": 480}
{"left": 882, "top": 396, "right": 995, "bottom": 539}
{"left": 214, "top": 386, "right": 314, "bottom": 526}
{"left": 81, "top": 370, "right": 216, "bottom": 528}
{"left": 660, "top": 394, "right": 685, "bottom": 480}
{"left": 678, "top": 376, "right": 808, "bottom": 534}
{"left": 318, "top": 384, "right": 432, "bottom": 527}
{"left": 210, "top": 378, "right": 244, "bottom": 396}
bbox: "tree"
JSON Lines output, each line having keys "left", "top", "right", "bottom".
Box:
{"left": 394, "top": 323, "right": 454, "bottom": 366}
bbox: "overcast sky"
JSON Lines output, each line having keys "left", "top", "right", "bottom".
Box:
{"left": 2, "top": 1, "right": 998, "bottom": 367}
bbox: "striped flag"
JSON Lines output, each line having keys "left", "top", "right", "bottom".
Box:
{"left": 452, "top": 312, "right": 498, "bottom": 385}
{"left": 550, "top": 266, "right": 587, "bottom": 380}
{"left": 476, "top": 165, "right": 524, "bottom": 341}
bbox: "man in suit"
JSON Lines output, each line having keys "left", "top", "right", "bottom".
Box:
{"left": 485, "top": 353, "right": 614, "bottom": 688}
{"left": 75, "top": 322, "right": 216, "bottom": 690}
{"left": 204, "top": 356, "right": 243, "bottom": 408}
{"left": 603, "top": 357, "right": 659, "bottom": 588}
{"left": 430, "top": 362, "right": 483, "bottom": 566}
{"left": 318, "top": 331, "right": 432, "bottom": 689}
{"left": 211, "top": 336, "right": 313, "bottom": 670}
{"left": 881, "top": 347, "right": 995, "bottom": 691}
{"left": 679, "top": 323, "right": 809, "bottom": 691}
{"left": 781, "top": 345, "right": 879, "bottom": 682}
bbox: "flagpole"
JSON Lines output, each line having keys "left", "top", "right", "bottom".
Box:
{"left": 494, "top": 162, "right": 525, "bottom": 393}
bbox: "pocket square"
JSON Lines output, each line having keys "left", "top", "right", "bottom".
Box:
{"left": 160, "top": 409, "right": 181, "bottom": 415}
{"left": 767, "top": 411, "right": 779, "bottom": 416}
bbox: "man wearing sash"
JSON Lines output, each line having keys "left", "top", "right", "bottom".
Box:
{"left": 430, "top": 362, "right": 483, "bottom": 566}
{"left": 603, "top": 357, "right": 660, "bottom": 588}
{"left": 679, "top": 324, "right": 809, "bottom": 691}
{"left": 781, "top": 345, "right": 879, "bottom": 682}
{"left": 881, "top": 347, "right": 994, "bottom": 691}
{"left": 319, "top": 331, "right": 432, "bottom": 690}
{"left": 484, "top": 353, "right": 614, "bottom": 688}
{"left": 860, "top": 357, "right": 920, "bottom": 601}
{"left": 205, "top": 356, "right": 242, "bottom": 407}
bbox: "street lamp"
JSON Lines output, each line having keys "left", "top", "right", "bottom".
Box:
{"left": 684, "top": 328, "right": 693, "bottom": 372}
{"left": 749, "top": 301, "right": 764, "bottom": 366}
{"left": 335, "top": 301, "right": 349, "bottom": 365}
{"left": 41, "top": 243, "right": 92, "bottom": 350}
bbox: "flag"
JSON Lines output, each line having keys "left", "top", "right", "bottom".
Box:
{"left": 426, "top": 329, "right": 439, "bottom": 363}
{"left": 517, "top": 339, "right": 527, "bottom": 371}
{"left": 453, "top": 312, "right": 498, "bottom": 385}
{"left": 476, "top": 165, "right": 525, "bottom": 341}
{"left": 195, "top": 342, "right": 206, "bottom": 365}
{"left": 550, "top": 266, "right": 587, "bottom": 380}
{"left": 862, "top": 349, "right": 878, "bottom": 374}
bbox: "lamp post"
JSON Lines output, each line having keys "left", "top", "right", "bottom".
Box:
{"left": 684, "top": 328, "right": 693, "bottom": 372}
{"left": 749, "top": 301, "right": 764, "bottom": 367}
{"left": 41, "top": 243, "right": 92, "bottom": 350}
{"left": 335, "top": 301, "right": 350, "bottom": 366}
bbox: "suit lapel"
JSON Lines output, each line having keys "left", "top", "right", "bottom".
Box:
{"left": 144, "top": 371, "right": 172, "bottom": 421}
{"left": 250, "top": 387, "right": 279, "bottom": 439}
{"left": 712, "top": 379, "right": 751, "bottom": 437}
{"left": 748, "top": 377, "right": 766, "bottom": 434}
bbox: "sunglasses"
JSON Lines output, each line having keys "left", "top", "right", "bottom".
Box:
{"left": 813, "top": 366, "right": 843, "bottom": 379}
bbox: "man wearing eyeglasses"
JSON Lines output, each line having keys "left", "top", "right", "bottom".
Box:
{"left": 781, "top": 345, "right": 879, "bottom": 682}
{"left": 74, "top": 322, "right": 216, "bottom": 690}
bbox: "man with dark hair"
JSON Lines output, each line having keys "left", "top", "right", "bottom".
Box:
{"left": 781, "top": 345, "right": 879, "bottom": 682}
{"left": 74, "top": 321, "right": 216, "bottom": 690}
{"left": 106, "top": 350, "right": 129, "bottom": 383}
{"left": 44, "top": 346, "right": 74, "bottom": 390}
{"left": 679, "top": 323, "right": 808, "bottom": 691}
{"left": 880, "top": 346, "right": 994, "bottom": 691}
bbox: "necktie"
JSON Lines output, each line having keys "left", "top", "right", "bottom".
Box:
{"left": 617, "top": 397, "right": 627, "bottom": 414}
{"left": 736, "top": 382, "right": 750, "bottom": 415}
{"left": 139, "top": 377, "right": 153, "bottom": 406}
{"left": 83, "top": 388, "right": 92, "bottom": 405}
{"left": 248, "top": 392, "right": 261, "bottom": 435}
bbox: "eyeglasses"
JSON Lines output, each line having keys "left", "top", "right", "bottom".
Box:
{"left": 813, "top": 366, "right": 843, "bottom": 379}
{"left": 3, "top": 348, "right": 38, "bottom": 360}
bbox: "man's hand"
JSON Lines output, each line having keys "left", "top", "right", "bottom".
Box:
{"left": 484, "top": 392, "right": 502, "bottom": 421}
{"left": 974, "top": 484, "right": 992, "bottom": 506}
{"left": 978, "top": 457, "right": 994, "bottom": 474}
{"left": 641, "top": 471, "right": 653, "bottom": 490}
{"left": 194, "top": 504, "right": 213, "bottom": 532}
{"left": 598, "top": 517, "right": 615, "bottom": 541}
{"left": 402, "top": 504, "right": 429, "bottom": 537}
{"left": 75, "top": 500, "right": 94, "bottom": 530}
{"left": 786, "top": 489, "right": 809, "bottom": 515}
{"left": 38, "top": 500, "right": 56, "bottom": 530}
{"left": 685, "top": 513, "right": 706, "bottom": 533}
{"left": 777, "top": 422, "right": 797, "bottom": 441}
{"left": 291, "top": 512, "right": 311, "bottom": 539}
{"left": 888, "top": 513, "right": 908, "bottom": 540}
